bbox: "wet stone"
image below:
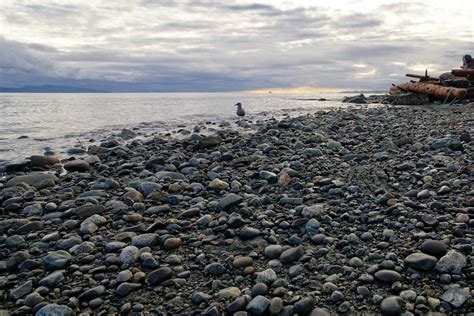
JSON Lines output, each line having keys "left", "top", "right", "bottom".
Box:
{"left": 116, "top": 282, "right": 141, "bottom": 296}
{"left": 246, "top": 295, "right": 270, "bottom": 315}
{"left": 279, "top": 246, "right": 303, "bottom": 264}
{"left": 36, "top": 304, "right": 75, "bottom": 316}
{"left": 374, "top": 270, "right": 402, "bottom": 284}
{"left": 42, "top": 251, "right": 72, "bottom": 270}
{"left": 435, "top": 250, "right": 467, "bottom": 274}
{"left": 380, "top": 296, "right": 401, "bottom": 316}
{"left": 9, "top": 280, "right": 33, "bottom": 301}
{"left": 218, "top": 193, "right": 243, "bottom": 211}
{"left": 441, "top": 287, "right": 470, "bottom": 308}
{"left": 233, "top": 256, "right": 253, "bottom": 268}
{"left": 149, "top": 267, "right": 173, "bottom": 285}
{"left": 404, "top": 253, "right": 438, "bottom": 271}
{"left": 419, "top": 240, "right": 448, "bottom": 258}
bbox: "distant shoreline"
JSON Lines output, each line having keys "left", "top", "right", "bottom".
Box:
{"left": 0, "top": 85, "right": 387, "bottom": 94}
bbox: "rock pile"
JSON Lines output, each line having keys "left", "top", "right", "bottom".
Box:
{"left": 0, "top": 105, "right": 472, "bottom": 315}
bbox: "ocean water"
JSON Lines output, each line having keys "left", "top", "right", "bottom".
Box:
{"left": 0, "top": 92, "right": 355, "bottom": 162}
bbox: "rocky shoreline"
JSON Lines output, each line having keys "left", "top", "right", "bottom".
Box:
{"left": 0, "top": 104, "right": 472, "bottom": 315}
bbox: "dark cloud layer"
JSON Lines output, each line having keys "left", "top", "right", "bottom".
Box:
{"left": 0, "top": 0, "right": 472, "bottom": 91}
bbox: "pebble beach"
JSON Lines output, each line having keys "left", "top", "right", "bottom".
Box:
{"left": 0, "top": 103, "right": 473, "bottom": 315}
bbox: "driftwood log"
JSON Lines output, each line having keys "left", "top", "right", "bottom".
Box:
{"left": 405, "top": 73, "right": 439, "bottom": 81}
{"left": 451, "top": 69, "right": 474, "bottom": 77}
{"left": 392, "top": 82, "right": 467, "bottom": 99}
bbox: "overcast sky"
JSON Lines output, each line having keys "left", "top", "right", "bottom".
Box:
{"left": 1, "top": 0, "right": 473, "bottom": 92}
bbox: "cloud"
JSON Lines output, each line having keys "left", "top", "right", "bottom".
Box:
{"left": 0, "top": 37, "right": 55, "bottom": 74}
{"left": 0, "top": 0, "right": 472, "bottom": 91}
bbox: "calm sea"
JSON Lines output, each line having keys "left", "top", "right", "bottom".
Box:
{"left": 0, "top": 92, "right": 353, "bottom": 162}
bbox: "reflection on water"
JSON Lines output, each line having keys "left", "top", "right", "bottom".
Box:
{"left": 0, "top": 92, "right": 352, "bottom": 161}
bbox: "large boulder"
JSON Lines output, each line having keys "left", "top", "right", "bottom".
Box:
{"left": 342, "top": 94, "right": 368, "bottom": 104}
{"left": 388, "top": 92, "right": 430, "bottom": 105}
{"left": 6, "top": 173, "right": 58, "bottom": 188}
{"left": 29, "top": 155, "right": 60, "bottom": 167}
{"left": 64, "top": 160, "right": 90, "bottom": 172}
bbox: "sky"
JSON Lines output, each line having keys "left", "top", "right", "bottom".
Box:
{"left": 0, "top": 0, "right": 473, "bottom": 92}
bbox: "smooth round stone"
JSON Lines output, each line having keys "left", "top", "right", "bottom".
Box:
{"left": 42, "top": 251, "right": 72, "bottom": 270}
{"left": 259, "top": 171, "right": 278, "bottom": 183}
{"left": 417, "top": 189, "right": 431, "bottom": 199}
{"left": 104, "top": 179, "right": 120, "bottom": 191}
{"left": 116, "top": 283, "right": 141, "bottom": 296}
{"left": 208, "top": 178, "right": 229, "bottom": 190}
{"left": 120, "top": 246, "right": 140, "bottom": 266}
{"left": 360, "top": 232, "right": 374, "bottom": 242}
{"left": 5, "top": 235, "right": 25, "bottom": 248}
{"left": 255, "top": 269, "right": 277, "bottom": 284}
{"left": 64, "top": 160, "right": 90, "bottom": 172}
{"left": 269, "top": 297, "right": 283, "bottom": 314}
{"left": 162, "top": 238, "right": 182, "bottom": 250}
{"left": 233, "top": 256, "right": 253, "bottom": 268}
{"left": 279, "top": 246, "right": 303, "bottom": 264}
{"left": 105, "top": 241, "right": 127, "bottom": 252}
{"left": 374, "top": 270, "right": 402, "bottom": 284}
{"left": 38, "top": 270, "right": 65, "bottom": 288}
{"left": 349, "top": 257, "right": 364, "bottom": 268}
{"left": 455, "top": 213, "right": 469, "bottom": 223}
{"left": 36, "top": 304, "right": 75, "bottom": 316}
{"left": 131, "top": 234, "right": 159, "bottom": 247}
{"left": 6, "top": 173, "right": 58, "bottom": 188}
{"left": 227, "top": 214, "right": 245, "bottom": 228}
{"left": 240, "top": 226, "right": 261, "bottom": 239}
{"left": 192, "top": 292, "right": 212, "bottom": 304}
{"left": 357, "top": 286, "right": 370, "bottom": 297}
{"left": 419, "top": 240, "right": 448, "bottom": 258}
{"left": 24, "top": 292, "right": 44, "bottom": 307}
{"left": 310, "top": 308, "right": 330, "bottom": 316}
{"left": 44, "top": 202, "right": 58, "bottom": 212}
{"left": 30, "top": 155, "right": 60, "bottom": 167}
{"left": 149, "top": 267, "right": 173, "bottom": 284}
{"left": 338, "top": 301, "right": 351, "bottom": 313}
{"left": 251, "top": 283, "right": 268, "bottom": 297}
{"left": 78, "top": 285, "right": 105, "bottom": 300}
{"left": 117, "top": 270, "right": 133, "bottom": 283}
{"left": 217, "top": 193, "right": 243, "bottom": 211}
{"left": 421, "top": 214, "right": 438, "bottom": 226}
{"left": 330, "top": 291, "right": 344, "bottom": 303}
{"left": 293, "top": 297, "right": 315, "bottom": 315}
{"left": 225, "top": 297, "right": 247, "bottom": 313}
{"left": 56, "top": 236, "right": 82, "bottom": 250}
{"left": 380, "top": 296, "right": 401, "bottom": 316}
{"left": 264, "top": 245, "right": 283, "bottom": 259}
{"left": 67, "top": 147, "right": 86, "bottom": 154}
{"left": 246, "top": 295, "right": 270, "bottom": 315}
{"left": 204, "top": 263, "right": 226, "bottom": 276}
{"left": 138, "top": 182, "right": 161, "bottom": 196}
{"left": 217, "top": 287, "right": 241, "bottom": 300}
{"left": 322, "top": 282, "right": 337, "bottom": 294}
{"left": 400, "top": 290, "right": 417, "bottom": 302}
{"left": 404, "top": 253, "right": 438, "bottom": 271}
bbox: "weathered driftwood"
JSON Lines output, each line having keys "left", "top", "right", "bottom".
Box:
{"left": 393, "top": 82, "right": 467, "bottom": 99}
{"left": 405, "top": 73, "right": 439, "bottom": 81}
{"left": 451, "top": 69, "right": 474, "bottom": 77}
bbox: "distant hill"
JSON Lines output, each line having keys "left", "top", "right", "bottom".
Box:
{"left": 0, "top": 85, "right": 105, "bottom": 93}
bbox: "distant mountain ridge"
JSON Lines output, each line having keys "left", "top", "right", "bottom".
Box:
{"left": 0, "top": 85, "right": 105, "bottom": 93}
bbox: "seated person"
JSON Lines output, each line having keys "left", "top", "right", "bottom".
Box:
{"left": 461, "top": 54, "right": 474, "bottom": 69}
{"left": 439, "top": 54, "right": 474, "bottom": 80}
